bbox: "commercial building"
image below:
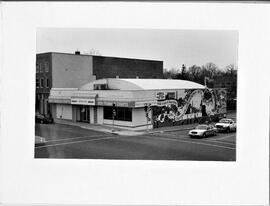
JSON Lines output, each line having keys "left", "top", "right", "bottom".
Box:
{"left": 49, "top": 78, "right": 227, "bottom": 130}
{"left": 213, "top": 75, "right": 237, "bottom": 110}
{"left": 36, "top": 52, "right": 163, "bottom": 115}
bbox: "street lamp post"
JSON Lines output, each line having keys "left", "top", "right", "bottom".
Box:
{"left": 112, "top": 103, "right": 116, "bottom": 132}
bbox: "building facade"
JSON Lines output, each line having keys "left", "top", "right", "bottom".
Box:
{"left": 48, "top": 78, "right": 227, "bottom": 130}
{"left": 213, "top": 75, "right": 237, "bottom": 110}
{"left": 36, "top": 52, "right": 163, "bottom": 115}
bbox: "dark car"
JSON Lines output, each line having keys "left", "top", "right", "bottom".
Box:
{"left": 35, "top": 114, "right": 53, "bottom": 124}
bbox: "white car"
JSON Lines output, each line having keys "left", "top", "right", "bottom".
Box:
{"left": 35, "top": 136, "right": 46, "bottom": 147}
{"left": 189, "top": 124, "right": 217, "bottom": 138}
{"left": 215, "top": 118, "right": 236, "bottom": 132}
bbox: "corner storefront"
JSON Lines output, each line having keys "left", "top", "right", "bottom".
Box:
{"left": 49, "top": 78, "right": 226, "bottom": 130}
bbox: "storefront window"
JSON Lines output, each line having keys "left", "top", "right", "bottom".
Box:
{"left": 104, "top": 106, "right": 132, "bottom": 121}
{"left": 46, "top": 78, "right": 49, "bottom": 88}
{"left": 36, "top": 79, "right": 39, "bottom": 88}
{"left": 36, "top": 63, "right": 40, "bottom": 73}
{"left": 40, "top": 78, "right": 44, "bottom": 88}
{"left": 45, "top": 62, "right": 49, "bottom": 72}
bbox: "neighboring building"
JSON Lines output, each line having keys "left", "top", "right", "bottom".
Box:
{"left": 48, "top": 78, "right": 227, "bottom": 130}
{"left": 213, "top": 75, "right": 237, "bottom": 110}
{"left": 92, "top": 56, "right": 163, "bottom": 79}
{"left": 36, "top": 52, "right": 95, "bottom": 115}
{"left": 213, "top": 75, "right": 237, "bottom": 98}
{"left": 36, "top": 52, "right": 163, "bottom": 115}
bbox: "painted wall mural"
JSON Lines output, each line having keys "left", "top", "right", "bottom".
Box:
{"left": 153, "top": 88, "right": 227, "bottom": 124}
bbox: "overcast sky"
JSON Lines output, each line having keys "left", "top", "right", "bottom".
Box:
{"left": 37, "top": 28, "right": 238, "bottom": 70}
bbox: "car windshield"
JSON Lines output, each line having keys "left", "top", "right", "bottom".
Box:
{"left": 219, "top": 119, "right": 231, "bottom": 123}
{"left": 195, "top": 125, "right": 208, "bottom": 130}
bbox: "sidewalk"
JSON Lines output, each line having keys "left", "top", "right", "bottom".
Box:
{"left": 54, "top": 119, "right": 197, "bottom": 136}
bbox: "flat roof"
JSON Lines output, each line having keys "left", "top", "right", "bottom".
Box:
{"left": 36, "top": 52, "right": 163, "bottom": 62}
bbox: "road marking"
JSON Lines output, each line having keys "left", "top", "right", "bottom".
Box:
{"left": 214, "top": 134, "right": 236, "bottom": 140}
{"left": 35, "top": 136, "right": 118, "bottom": 149}
{"left": 41, "top": 134, "right": 110, "bottom": 143}
{"left": 152, "top": 133, "right": 236, "bottom": 146}
{"left": 202, "top": 138, "right": 236, "bottom": 145}
{"left": 144, "top": 135, "right": 236, "bottom": 150}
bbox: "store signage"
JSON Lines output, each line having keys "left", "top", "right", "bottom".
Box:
{"left": 156, "top": 92, "right": 166, "bottom": 100}
{"left": 135, "top": 100, "right": 157, "bottom": 107}
{"left": 157, "top": 99, "right": 178, "bottom": 107}
{"left": 71, "top": 98, "right": 95, "bottom": 105}
{"left": 117, "top": 102, "right": 129, "bottom": 107}
{"left": 98, "top": 101, "right": 131, "bottom": 107}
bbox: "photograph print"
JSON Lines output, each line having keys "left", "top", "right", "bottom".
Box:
{"left": 35, "top": 28, "right": 237, "bottom": 161}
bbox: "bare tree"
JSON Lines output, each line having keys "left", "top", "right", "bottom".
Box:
{"left": 225, "top": 64, "right": 237, "bottom": 76}
{"left": 202, "top": 62, "right": 218, "bottom": 79}
{"left": 163, "top": 68, "right": 179, "bottom": 79}
{"left": 188, "top": 65, "right": 202, "bottom": 81}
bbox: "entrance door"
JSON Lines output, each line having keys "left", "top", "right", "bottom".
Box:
{"left": 80, "top": 106, "right": 90, "bottom": 123}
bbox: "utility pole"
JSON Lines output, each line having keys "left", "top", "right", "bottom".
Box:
{"left": 144, "top": 104, "right": 151, "bottom": 132}
{"left": 112, "top": 103, "right": 116, "bottom": 132}
{"left": 204, "top": 76, "right": 209, "bottom": 87}
{"left": 144, "top": 105, "right": 148, "bottom": 132}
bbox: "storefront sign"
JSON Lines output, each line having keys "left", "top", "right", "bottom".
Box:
{"left": 98, "top": 101, "right": 132, "bottom": 108}
{"left": 48, "top": 98, "right": 71, "bottom": 104}
{"left": 157, "top": 99, "right": 178, "bottom": 107}
{"left": 156, "top": 92, "right": 166, "bottom": 100}
{"left": 117, "top": 102, "right": 129, "bottom": 107}
{"left": 71, "top": 98, "right": 95, "bottom": 105}
{"left": 135, "top": 100, "right": 157, "bottom": 107}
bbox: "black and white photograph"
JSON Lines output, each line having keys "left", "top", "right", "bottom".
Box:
{"left": 35, "top": 28, "right": 237, "bottom": 160}
{"left": 1, "top": 2, "right": 269, "bottom": 205}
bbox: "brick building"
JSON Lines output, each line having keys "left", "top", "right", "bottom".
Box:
{"left": 36, "top": 52, "right": 163, "bottom": 115}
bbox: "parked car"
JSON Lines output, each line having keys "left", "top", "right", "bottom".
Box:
{"left": 35, "top": 136, "right": 46, "bottom": 147}
{"left": 35, "top": 114, "right": 53, "bottom": 124}
{"left": 215, "top": 118, "right": 236, "bottom": 132}
{"left": 189, "top": 124, "right": 217, "bottom": 138}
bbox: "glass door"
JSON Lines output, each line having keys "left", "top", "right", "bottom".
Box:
{"left": 80, "top": 105, "right": 90, "bottom": 123}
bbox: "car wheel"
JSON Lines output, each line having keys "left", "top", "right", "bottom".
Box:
{"left": 203, "top": 133, "right": 206, "bottom": 138}
{"left": 213, "top": 131, "right": 217, "bottom": 136}
{"left": 40, "top": 120, "right": 44, "bottom": 124}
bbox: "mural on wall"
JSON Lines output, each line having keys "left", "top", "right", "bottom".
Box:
{"left": 153, "top": 88, "right": 227, "bottom": 124}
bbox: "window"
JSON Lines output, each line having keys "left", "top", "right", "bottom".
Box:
{"left": 40, "top": 62, "right": 45, "bottom": 73}
{"left": 36, "top": 79, "right": 39, "bottom": 88}
{"left": 40, "top": 78, "right": 44, "bottom": 88}
{"left": 166, "top": 92, "right": 176, "bottom": 99}
{"left": 104, "top": 106, "right": 132, "bottom": 121}
{"left": 36, "top": 63, "right": 40, "bottom": 73}
{"left": 45, "top": 62, "right": 49, "bottom": 72}
{"left": 46, "top": 78, "right": 49, "bottom": 88}
{"left": 94, "top": 84, "right": 108, "bottom": 90}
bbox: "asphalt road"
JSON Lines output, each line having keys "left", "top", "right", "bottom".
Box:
{"left": 35, "top": 123, "right": 236, "bottom": 161}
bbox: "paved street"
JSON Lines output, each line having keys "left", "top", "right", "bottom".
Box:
{"left": 35, "top": 123, "right": 236, "bottom": 161}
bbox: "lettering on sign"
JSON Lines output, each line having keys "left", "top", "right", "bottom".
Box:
{"left": 71, "top": 98, "right": 95, "bottom": 105}
{"left": 156, "top": 92, "right": 166, "bottom": 100}
{"left": 157, "top": 100, "right": 178, "bottom": 107}
{"left": 135, "top": 101, "right": 157, "bottom": 107}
